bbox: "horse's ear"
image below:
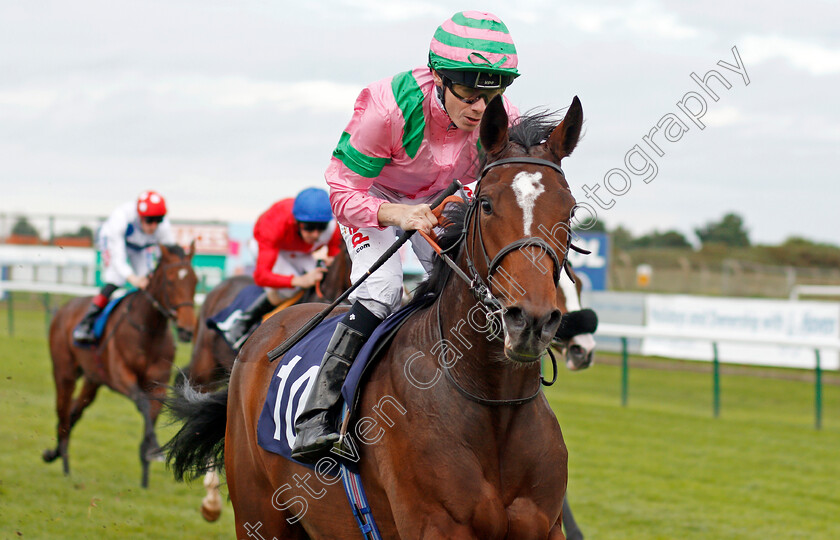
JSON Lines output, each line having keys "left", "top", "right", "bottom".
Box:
{"left": 159, "top": 244, "right": 170, "bottom": 258}
{"left": 548, "top": 96, "right": 583, "bottom": 161}
{"left": 188, "top": 240, "right": 196, "bottom": 258}
{"left": 479, "top": 95, "right": 509, "bottom": 156}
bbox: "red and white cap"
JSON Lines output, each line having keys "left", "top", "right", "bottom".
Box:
{"left": 137, "top": 191, "right": 167, "bottom": 217}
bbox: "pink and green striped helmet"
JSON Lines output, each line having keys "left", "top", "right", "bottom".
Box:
{"left": 428, "top": 11, "right": 520, "bottom": 88}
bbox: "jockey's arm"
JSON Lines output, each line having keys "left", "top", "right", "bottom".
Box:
{"left": 253, "top": 241, "right": 325, "bottom": 290}
{"left": 126, "top": 274, "right": 149, "bottom": 290}
{"left": 253, "top": 242, "right": 295, "bottom": 289}
{"left": 101, "top": 210, "right": 134, "bottom": 285}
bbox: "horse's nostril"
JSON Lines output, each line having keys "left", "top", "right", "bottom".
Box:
{"left": 545, "top": 310, "right": 563, "bottom": 334}
{"left": 503, "top": 307, "right": 527, "bottom": 331}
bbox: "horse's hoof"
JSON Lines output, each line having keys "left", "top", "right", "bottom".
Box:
{"left": 42, "top": 448, "right": 58, "bottom": 463}
{"left": 201, "top": 502, "right": 222, "bottom": 522}
{"left": 145, "top": 448, "right": 165, "bottom": 462}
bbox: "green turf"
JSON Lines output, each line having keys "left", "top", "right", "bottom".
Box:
{"left": 1, "top": 306, "right": 838, "bottom": 539}
{"left": 0, "top": 308, "right": 235, "bottom": 539}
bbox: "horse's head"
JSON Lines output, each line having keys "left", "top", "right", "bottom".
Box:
{"left": 472, "top": 96, "right": 583, "bottom": 363}
{"left": 555, "top": 266, "right": 598, "bottom": 370}
{"left": 149, "top": 242, "right": 199, "bottom": 342}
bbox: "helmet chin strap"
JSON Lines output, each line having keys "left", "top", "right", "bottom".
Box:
{"left": 435, "top": 74, "right": 457, "bottom": 129}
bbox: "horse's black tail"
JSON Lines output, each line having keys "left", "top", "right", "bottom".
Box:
{"left": 163, "top": 382, "right": 227, "bottom": 482}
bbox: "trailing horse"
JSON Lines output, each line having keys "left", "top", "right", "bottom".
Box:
{"left": 167, "top": 96, "right": 585, "bottom": 538}
{"left": 44, "top": 244, "right": 197, "bottom": 488}
{"left": 181, "top": 245, "right": 351, "bottom": 392}
{"left": 180, "top": 245, "right": 351, "bottom": 521}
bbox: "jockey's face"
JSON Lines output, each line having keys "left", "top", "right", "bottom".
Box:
{"left": 140, "top": 216, "right": 162, "bottom": 235}
{"left": 433, "top": 70, "right": 499, "bottom": 132}
{"left": 298, "top": 223, "right": 324, "bottom": 245}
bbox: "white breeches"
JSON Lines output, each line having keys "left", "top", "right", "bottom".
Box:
{"left": 266, "top": 250, "right": 318, "bottom": 299}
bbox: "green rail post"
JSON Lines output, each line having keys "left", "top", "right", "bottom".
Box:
{"left": 621, "top": 336, "right": 629, "bottom": 407}
{"left": 43, "top": 293, "right": 51, "bottom": 329}
{"left": 815, "top": 349, "right": 822, "bottom": 431}
{"left": 6, "top": 290, "right": 13, "bottom": 337}
{"left": 712, "top": 342, "right": 720, "bottom": 418}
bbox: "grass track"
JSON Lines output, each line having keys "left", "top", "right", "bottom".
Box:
{"left": 1, "top": 307, "right": 838, "bottom": 539}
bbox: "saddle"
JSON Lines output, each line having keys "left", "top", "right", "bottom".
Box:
{"left": 256, "top": 294, "right": 435, "bottom": 473}
{"left": 90, "top": 293, "right": 130, "bottom": 342}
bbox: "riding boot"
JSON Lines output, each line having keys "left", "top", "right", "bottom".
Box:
{"left": 291, "top": 302, "right": 382, "bottom": 464}
{"left": 224, "top": 292, "right": 275, "bottom": 350}
{"left": 72, "top": 302, "right": 105, "bottom": 344}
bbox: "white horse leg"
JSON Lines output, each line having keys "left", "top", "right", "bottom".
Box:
{"left": 201, "top": 468, "right": 222, "bottom": 522}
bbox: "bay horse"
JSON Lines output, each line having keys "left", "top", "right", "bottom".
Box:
{"left": 182, "top": 245, "right": 351, "bottom": 521}
{"left": 44, "top": 243, "right": 198, "bottom": 488}
{"left": 167, "top": 95, "right": 584, "bottom": 538}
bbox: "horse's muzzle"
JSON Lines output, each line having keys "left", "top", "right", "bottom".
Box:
{"left": 502, "top": 306, "right": 563, "bottom": 362}
{"left": 564, "top": 333, "right": 596, "bottom": 371}
{"left": 177, "top": 327, "right": 194, "bottom": 343}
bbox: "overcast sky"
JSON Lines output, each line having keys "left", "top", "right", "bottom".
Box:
{"left": 1, "top": 0, "right": 838, "bottom": 245}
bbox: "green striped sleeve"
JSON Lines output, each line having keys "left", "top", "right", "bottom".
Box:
{"left": 332, "top": 131, "right": 391, "bottom": 178}
{"left": 391, "top": 71, "right": 426, "bottom": 159}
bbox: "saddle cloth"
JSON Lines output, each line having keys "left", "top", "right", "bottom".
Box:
{"left": 92, "top": 292, "right": 131, "bottom": 340}
{"left": 205, "top": 284, "right": 264, "bottom": 346}
{"left": 256, "top": 296, "right": 433, "bottom": 474}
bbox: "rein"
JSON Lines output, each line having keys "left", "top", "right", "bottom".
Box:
{"left": 434, "top": 293, "right": 558, "bottom": 407}
{"left": 142, "top": 260, "right": 195, "bottom": 320}
{"left": 125, "top": 259, "right": 194, "bottom": 334}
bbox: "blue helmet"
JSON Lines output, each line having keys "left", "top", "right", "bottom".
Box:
{"left": 292, "top": 187, "right": 333, "bottom": 223}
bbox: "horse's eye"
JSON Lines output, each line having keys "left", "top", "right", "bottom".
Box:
{"left": 480, "top": 199, "right": 493, "bottom": 215}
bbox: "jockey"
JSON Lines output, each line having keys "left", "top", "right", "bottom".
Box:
{"left": 292, "top": 11, "right": 521, "bottom": 462}
{"left": 221, "top": 187, "right": 343, "bottom": 350}
{"left": 73, "top": 191, "right": 175, "bottom": 343}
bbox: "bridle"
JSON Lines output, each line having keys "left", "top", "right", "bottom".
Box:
{"left": 97, "top": 257, "right": 195, "bottom": 351}
{"left": 139, "top": 259, "right": 195, "bottom": 321}
{"left": 438, "top": 156, "right": 589, "bottom": 317}
{"left": 433, "top": 156, "right": 589, "bottom": 406}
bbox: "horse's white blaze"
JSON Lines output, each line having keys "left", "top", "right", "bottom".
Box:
{"left": 571, "top": 333, "right": 596, "bottom": 353}
{"left": 558, "top": 270, "right": 582, "bottom": 312}
{"left": 512, "top": 171, "right": 544, "bottom": 236}
{"left": 178, "top": 268, "right": 188, "bottom": 280}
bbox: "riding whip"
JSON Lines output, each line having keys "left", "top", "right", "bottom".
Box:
{"left": 267, "top": 179, "right": 463, "bottom": 362}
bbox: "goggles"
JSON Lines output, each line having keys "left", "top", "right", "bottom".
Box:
{"left": 443, "top": 77, "right": 505, "bottom": 105}
{"left": 299, "top": 221, "right": 329, "bottom": 232}
{"left": 142, "top": 216, "right": 164, "bottom": 224}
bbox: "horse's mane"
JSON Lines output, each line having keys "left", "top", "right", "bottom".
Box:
{"left": 409, "top": 202, "right": 468, "bottom": 303}
{"left": 408, "top": 110, "right": 566, "bottom": 305}
{"left": 163, "top": 244, "right": 186, "bottom": 258}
